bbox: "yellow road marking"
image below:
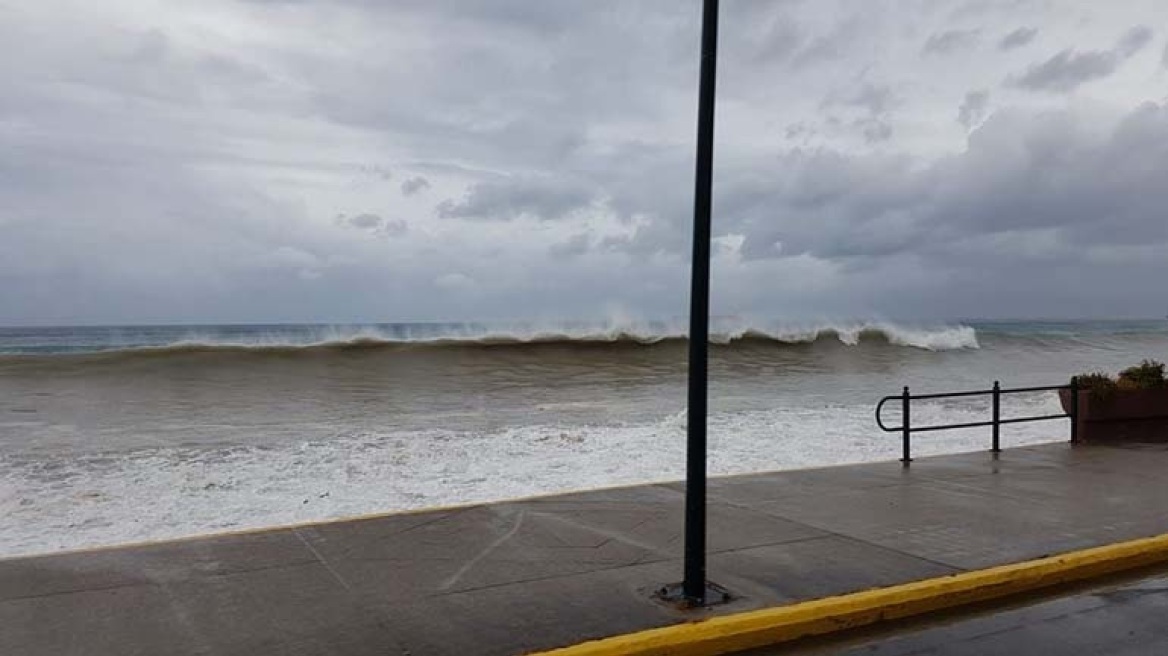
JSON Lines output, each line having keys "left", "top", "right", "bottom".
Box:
{"left": 533, "top": 532, "right": 1168, "bottom": 656}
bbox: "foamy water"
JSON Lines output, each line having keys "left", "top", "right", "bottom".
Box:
{"left": 0, "top": 396, "right": 1067, "bottom": 557}
{"left": 1, "top": 319, "right": 1163, "bottom": 557}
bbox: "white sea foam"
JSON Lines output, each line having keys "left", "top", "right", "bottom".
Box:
{"left": 0, "top": 392, "right": 1061, "bottom": 558}
{"left": 19, "top": 319, "right": 980, "bottom": 357}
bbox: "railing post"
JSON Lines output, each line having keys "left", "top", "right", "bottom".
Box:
{"left": 901, "top": 386, "right": 912, "bottom": 465}
{"left": 991, "top": 380, "right": 1001, "bottom": 453}
{"left": 1070, "top": 377, "right": 1079, "bottom": 443}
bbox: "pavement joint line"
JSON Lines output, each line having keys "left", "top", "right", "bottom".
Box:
{"left": 292, "top": 527, "right": 354, "bottom": 592}
{"left": 440, "top": 510, "right": 527, "bottom": 591}
{"left": 528, "top": 510, "right": 674, "bottom": 557}
{"left": 528, "top": 532, "right": 1168, "bottom": 656}
{"left": 1, "top": 557, "right": 328, "bottom": 604}
{"left": 1, "top": 579, "right": 153, "bottom": 604}
{"left": 431, "top": 556, "right": 676, "bottom": 598}
{"left": 706, "top": 496, "right": 964, "bottom": 572}
{"left": 806, "top": 533, "right": 967, "bottom": 573}
{"left": 705, "top": 533, "right": 837, "bottom": 557}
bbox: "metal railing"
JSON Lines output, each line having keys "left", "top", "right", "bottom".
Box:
{"left": 876, "top": 379, "right": 1078, "bottom": 464}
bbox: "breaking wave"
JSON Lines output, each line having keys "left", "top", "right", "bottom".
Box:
{"left": 0, "top": 321, "right": 980, "bottom": 361}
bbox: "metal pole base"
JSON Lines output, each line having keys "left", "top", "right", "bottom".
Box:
{"left": 654, "top": 581, "right": 733, "bottom": 610}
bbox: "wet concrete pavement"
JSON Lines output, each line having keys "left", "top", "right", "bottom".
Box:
{"left": 4, "top": 441, "right": 1168, "bottom": 655}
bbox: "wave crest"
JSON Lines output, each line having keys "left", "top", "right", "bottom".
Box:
{"left": 0, "top": 320, "right": 979, "bottom": 360}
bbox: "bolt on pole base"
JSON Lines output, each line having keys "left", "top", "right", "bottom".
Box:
{"left": 654, "top": 581, "right": 733, "bottom": 610}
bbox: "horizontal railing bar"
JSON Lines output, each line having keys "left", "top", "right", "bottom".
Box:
{"left": 907, "top": 390, "right": 993, "bottom": 400}
{"left": 879, "top": 413, "right": 1072, "bottom": 434}
{"left": 998, "top": 384, "right": 1070, "bottom": 394}
{"left": 910, "top": 420, "right": 996, "bottom": 432}
{"left": 998, "top": 413, "right": 1069, "bottom": 425}
{"left": 907, "top": 385, "right": 1069, "bottom": 401}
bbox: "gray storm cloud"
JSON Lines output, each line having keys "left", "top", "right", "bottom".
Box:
{"left": 957, "top": 90, "right": 990, "bottom": 130}
{"left": 999, "top": 27, "right": 1038, "bottom": 51}
{"left": 1007, "top": 26, "right": 1155, "bottom": 92}
{"left": 436, "top": 177, "right": 598, "bottom": 222}
{"left": 923, "top": 29, "right": 981, "bottom": 56}
{"left": 1, "top": 1, "right": 1167, "bottom": 324}
{"left": 400, "top": 177, "right": 431, "bottom": 196}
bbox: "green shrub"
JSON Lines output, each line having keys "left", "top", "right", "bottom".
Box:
{"left": 1071, "top": 372, "right": 1117, "bottom": 399}
{"left": 1117, "top": 359, "right": 1166, "bottom": 389}
{"left": 1072, "top": 360, "right": 1167, "bottom": 399}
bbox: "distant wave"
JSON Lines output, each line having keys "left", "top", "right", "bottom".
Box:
{"left": 0, "top": 321, "right": 980, "bottom": 362}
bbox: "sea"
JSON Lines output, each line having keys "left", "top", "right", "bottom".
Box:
{"left": 2, "top": 318, "right": 1166, "bottom": 558}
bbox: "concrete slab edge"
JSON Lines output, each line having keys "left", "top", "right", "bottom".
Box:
{"left": 528, "top": 532, "right": 1168, "bottom": 656}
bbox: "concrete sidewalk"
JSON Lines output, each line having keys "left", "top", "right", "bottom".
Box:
{"left": 5, "top": 442, "right": 1168, "bottom": 655}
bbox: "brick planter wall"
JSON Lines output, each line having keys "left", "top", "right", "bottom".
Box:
{"left": 1060, "top": 388, "right": 1168, "bottom": 443}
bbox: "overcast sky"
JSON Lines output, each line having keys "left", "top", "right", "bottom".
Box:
{"left": 2, "top": 0, "right": 1167, "bottom": 325}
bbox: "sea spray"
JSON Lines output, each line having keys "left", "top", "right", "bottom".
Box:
{"left": 0, "top": 319, "right": 980, "bottom": 357}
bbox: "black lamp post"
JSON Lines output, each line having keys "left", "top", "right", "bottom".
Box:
{"left": 660, "top": 0, "right": 721, "bottom": 607}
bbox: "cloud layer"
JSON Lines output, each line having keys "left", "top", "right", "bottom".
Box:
{"left": 1, "top": 1, "right": 1166, "bottom": 324}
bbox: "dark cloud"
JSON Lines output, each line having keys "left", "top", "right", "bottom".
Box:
{"left": 1116, "top": 25, "right": 1154, "bottom": 57}
{"left": 827, "top": 82, "right": 896, "bottom": 115}
{"left": 548, "top": 233, "right": 592, "bottom": 259}
{"left": 345, "top": 213, "right": 381, "bottom": 229}
{"left": 716, "top": 103, "right": 1168, "bottom": 268}
{"left": 721, "top": 4, "right": 804, "bottom": 65}
{"left": 1008, "top": 50, "right": 1118, "bottom": 92}
{"left": 591, "top": 101, "right": 1168, "bottom": 322}
{"left": 957, "top": 90, "right": 990, "bottom": 129}
{"left": 999, "top": 27, "right": 1038, "bottom": 50}
{"left": 335, "top": 213, "right": 407, "bottom": 237}
{"left": 436, "top": 176, "right": 597, "bottom": 221}
{"left": 791, "top": 18, "right": 863, "bottom": 67}
{"left": 784, "top": 122, "right": 813, "bottom": 141}
{"left": 923, "top": 29, "right": 981, "bottom": 56}
{"left": 1008, "top": 26, "right": 1154, "bottom": 93}
{"left": 822, "top": 82, "right": 896, "bottom": 143}
{"left": 400, "top": 176, "right": 430, "bottom": 196}
{"left": 856, "top": 118, "right": 893, "bottom": 144}
{"left": 358, "top": 165, "right": 392, "bottom": 181}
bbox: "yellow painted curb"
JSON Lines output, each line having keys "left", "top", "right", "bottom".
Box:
{"left": 532, "top": 532, "right": 1168, "bottom": 656}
